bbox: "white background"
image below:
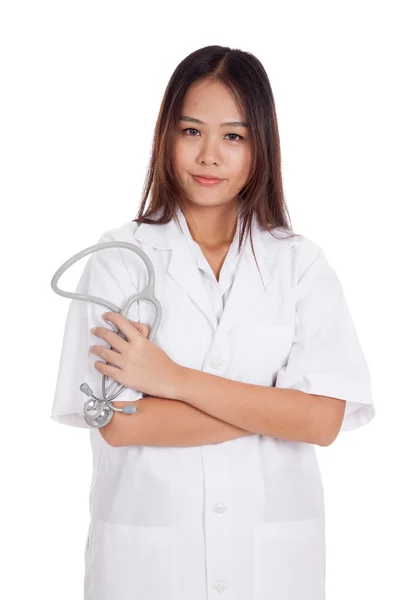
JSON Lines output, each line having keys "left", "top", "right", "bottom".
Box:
{"left": 1, "top": 1, "right": 398, "bottom": 598}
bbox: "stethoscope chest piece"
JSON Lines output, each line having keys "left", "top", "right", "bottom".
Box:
{"left": 83, "top": 397, "right": 104, "bottom": 418}
{"left": 83, "top": 399, "right": 114, "bottom": 428}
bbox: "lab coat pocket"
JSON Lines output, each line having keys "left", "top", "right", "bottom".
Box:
{"left": 253, "top": 517, "right": 325, "bottom": 600}
{"left": 256, "top": 323, "right": 295, "bottom": 356}
{"left": 91, "top": 520, "right": 180, "bottom": 600}
{"left": 233, "top": 323, "right": 295, "bottom": 383}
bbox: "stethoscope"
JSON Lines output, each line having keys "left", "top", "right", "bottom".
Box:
{"left": 51, "top": 241, "right": 162, "bottom": 428}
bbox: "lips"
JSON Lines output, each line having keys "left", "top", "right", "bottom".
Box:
{"left": 193, "top": 174, "right": 222, "bottom": 181}
{"left": 192, "top": 174, "right": 224, "bottom": 185}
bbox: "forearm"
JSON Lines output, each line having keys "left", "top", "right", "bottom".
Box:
{"left": 172, "top": 367, "right": 336, "bottom": 446}
{"left": 105, "top": 397, "right": 254, "bottom": 447}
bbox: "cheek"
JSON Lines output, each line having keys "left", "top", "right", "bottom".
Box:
{"left": 173, "top": 139, "right": 193, "bottom": 176}
{"left": 230, "top": 149, "right": 251, "bottom": 187}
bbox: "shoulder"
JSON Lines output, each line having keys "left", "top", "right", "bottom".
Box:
{"left": 97, "top": 220, "right": 141, "bottom": 243}
{"left": 262, "top": 225, "right": 324, "bottom": 278}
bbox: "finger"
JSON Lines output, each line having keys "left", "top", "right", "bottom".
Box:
{"left": 92, "top": 345, "right": 125, "bottom": 369}
{"left": 128, "top": 319, "right": 141, "bottom": 331}
{"left": 141, "top": 323, "right": 150, "bottom": 338}
{"left": 129, "top": 320, "right": 150, "bottom": 338}
{"left": 93, "top": 326, "right": 129, "bottom": 353}
{"left": 94, "top": 358, "right": 124, "bottom": 383}
{"left": 103, "top": 312, "right": 140, "bottom": 343}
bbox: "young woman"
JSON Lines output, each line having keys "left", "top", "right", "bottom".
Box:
{"left": 51, "top": 45, "right": 375, "bottom": 600}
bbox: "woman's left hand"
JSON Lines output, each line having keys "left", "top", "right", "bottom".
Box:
{"left": 90, "top": 311, "right": 183, "bottom": 400}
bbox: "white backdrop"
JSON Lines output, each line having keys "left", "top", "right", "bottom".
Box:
{"left": 1, "top": 1, "right": 398, "bottom": 598}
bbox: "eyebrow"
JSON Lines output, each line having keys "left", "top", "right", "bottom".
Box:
{"left": 179, "top": 115, "right": 248, "bottom": 128}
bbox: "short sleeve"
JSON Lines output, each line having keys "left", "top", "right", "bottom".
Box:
{"left": 275, "top": 243, "right": 375, "bottom": 432}
{"left": 50, "top": 232, "right": 144, "bottom": 429}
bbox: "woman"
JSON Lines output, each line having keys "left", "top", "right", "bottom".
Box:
{"left": 51, "top": 45, "right": 375, "bottom": 600}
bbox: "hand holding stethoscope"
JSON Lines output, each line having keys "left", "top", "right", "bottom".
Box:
{"left": 51, "top": 240, "right": 183, "bottom": 428}
{"left": 89, "top": 311, "right": 182, "bottom": 402}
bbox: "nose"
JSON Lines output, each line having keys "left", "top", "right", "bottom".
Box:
{"left": 197, "top": 134, "right": 221, "bottom": 165}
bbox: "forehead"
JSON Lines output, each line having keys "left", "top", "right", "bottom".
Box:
{"left": 181, "top": 79, "right": 244, "bottom": 121}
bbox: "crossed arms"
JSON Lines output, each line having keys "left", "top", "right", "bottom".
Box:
{"left": 100, "top": 367, "right": 346, "bottom": 449}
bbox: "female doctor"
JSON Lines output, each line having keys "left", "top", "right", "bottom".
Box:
{"left": 51, "top": 45, "right": 375, "bottom": 600}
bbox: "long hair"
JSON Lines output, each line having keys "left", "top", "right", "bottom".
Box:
{"left": 132, "top": 45, "right": 298, "bottom": 261}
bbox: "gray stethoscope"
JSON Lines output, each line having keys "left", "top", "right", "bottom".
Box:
{"left": 51, "top": 241, "right": 162, "bottom": 428}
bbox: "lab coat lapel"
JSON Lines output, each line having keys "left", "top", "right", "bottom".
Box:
{"left": 134, "top": 211, "right": 219, "bottom": 329}
{"left": 216, "top": 217, "right": 300, "bottom": 336}
{"left": 168, "top": 232, "right": 219, "bottom": 330}
{"left": 167, "top": 213, "right": 274, "bottom": 335}
{"left": 134, "top": 210, "right": 297, "bottom": 335}
{"left": 216, "top": 228, "right": 272, "bottom": 338}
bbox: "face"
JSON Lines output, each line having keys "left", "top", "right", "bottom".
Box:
{"left": 172, "top": 78, "right": 252, "bottom": 210}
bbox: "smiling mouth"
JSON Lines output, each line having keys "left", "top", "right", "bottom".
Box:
{"left": 192, "top": 174, "right": 224, "bottom": 185}
{"left": 192, "top": 174, "right": 223, "bottom": 181}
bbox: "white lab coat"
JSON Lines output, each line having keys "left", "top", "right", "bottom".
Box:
{"left": 51, "top": 207, "right": 375, "bottom": 600}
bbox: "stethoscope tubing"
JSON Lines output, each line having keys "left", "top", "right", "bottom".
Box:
{"left": 51, "top": 241, "right": 162, "bottom": 426}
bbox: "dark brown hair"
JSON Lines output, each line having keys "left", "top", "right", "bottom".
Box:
{"left": 132, "top": 44, "right": 298, "bottom": 261}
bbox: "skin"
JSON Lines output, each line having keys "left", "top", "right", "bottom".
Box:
{"left": 172, "top": 78, "right": 252, "bottom": 251}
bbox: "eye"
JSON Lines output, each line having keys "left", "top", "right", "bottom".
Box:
{"left": 182, "top": 128, "right": 200, "bottom": 136}
{"left": 225, "top": 133, "right": 243, "bottom": 141}
{"left": 182, "top": 128, "right": 243, "bottom": 141}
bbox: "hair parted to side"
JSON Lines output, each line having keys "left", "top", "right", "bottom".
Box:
{"left": 132, "top": 44, "right": 298, "bottom": 256}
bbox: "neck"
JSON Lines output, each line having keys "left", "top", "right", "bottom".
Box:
{"left": 180, "top": 200, "right": 239, "bottom": 249}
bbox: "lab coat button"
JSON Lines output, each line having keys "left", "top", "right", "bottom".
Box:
{"left": 214, "top": 503, "right": 226, "bottom": 514}
{"left": 213, "top": 581, "right": 227, "bottom": 593}
{"left": 209, "top": 359, "right": 221, "bottom": 369}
